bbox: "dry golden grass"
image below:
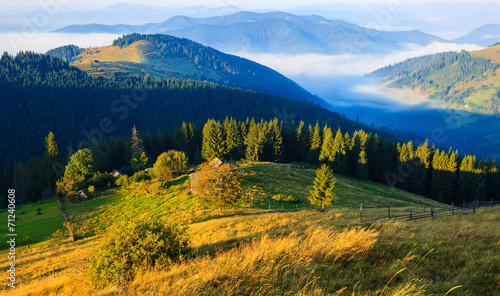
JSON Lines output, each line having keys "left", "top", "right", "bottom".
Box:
{"left": 0, "top": 236, "right": 100, "bottom": 296}
{"left": 126, "top": 225, "right": 378, "bottom": 296}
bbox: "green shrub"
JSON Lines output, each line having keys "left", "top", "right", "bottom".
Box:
{"left": 130, "top": 171, "right": 151, "bottom": 183}
{"left": 154, "top": 150, "right": 188, "bottom": 177}
{"left": 272, "top": 194, "right": 299, "bottom": 203}
{"left": 80, "top": 172, "right": 116, "bottom": 190}
{"left": 116, "top": 175, "right": 129, "bottom": 187}
{"left": 151, "top": 180, "right": 169, "bottom": 194}
{"left": 155, "top": 166, "right": 172, "bottom": 181}
{"left": 87, "top": 219, "right": 188, "bottom": 288}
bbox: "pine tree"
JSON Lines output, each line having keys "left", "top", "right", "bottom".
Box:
{"left": 308, "top": 164, "right": 336, "bottom": 210}
{"left": 365, "top": 135, "right": 381, "bottom": 182}
{"left": 42, "top": 132, "right": 63, "bottom": 189}
{"left": 306, "top": 122, "right": 322, "bottom": 165}
{"left": 486, "top": 160, "right": 500, "bottom": 200}
{"left": 347, "top": 131, "right": 362, "bottom": 175}
{"left": 319, "top": 125, "right": 334, "bottom": 163}
{"left": 224, "top": 117, "right": 243, "bottom": 160}
{"left": 201, "top": 119, "right": 227, "bottom": 160}
{"left": 355, "top": 148, "right": 369, "bottom": 180}
{"left": 131, "top": 126, "right": 144, "bottom": 154}
{"left": 295, "top": 121, "right": 308, "bottom": 162}
{"left": 244, "top": 120, "right": 266, "bottom": 162}
{"left": 270, "top": 119, "right": 284, "bottom": 162}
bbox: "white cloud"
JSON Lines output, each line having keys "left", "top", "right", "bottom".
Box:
{"left": 0, "top": 33, "right": 121, "bottom": 54}
{"left": 234, "top": 42, "right": 484, "bottom": 77}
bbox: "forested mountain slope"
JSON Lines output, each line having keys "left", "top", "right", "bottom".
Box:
{"left": 370, "top": 45, "right": 500, "bottom": 115}
{"left": 0, "top": 51, "right": 384, "bottom": 163}
{"left": 46, "top": 34, "right": 322, "bottom": 105}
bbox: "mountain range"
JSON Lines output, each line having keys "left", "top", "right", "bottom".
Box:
{"left": 453, "top": 24, "right": 500, "bottom": 47}
{"left": 53, "top": 11, "right": 446, "bottom": 54}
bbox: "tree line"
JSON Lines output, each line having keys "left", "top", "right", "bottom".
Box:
{"left": 2, "top": 117, "right": 498, "bottom": 208}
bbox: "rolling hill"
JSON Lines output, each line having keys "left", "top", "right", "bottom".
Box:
{"left": 53, "top": 11, "right": 446, "bottom": 54}
{"left": 370, "top": 45, "right": 500, "bottom": 115}
{"left": 46, "top": 34, "right": 322, "bottom": 105}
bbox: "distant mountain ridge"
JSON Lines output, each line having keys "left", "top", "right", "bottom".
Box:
{"left": 46, "top": 33, "right": 323, "bottom": 105}
{"left": 453, "top": 24, "right": 500, "bottom": 47}
{"left": 53, "top": 11, "right": 446, "bottom": 54}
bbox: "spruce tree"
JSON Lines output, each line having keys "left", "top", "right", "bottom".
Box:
{"left": 131, "top": 126, "right": 144, "bottom": 154}
{"left": 306, "top": 122, "right": 322, "bottom": 165}
{"left": 244, "top": 120, "right": 266, "bottom": 162}
{"left": 270, "top": 119, "right": 284, "bottom": 162}
{"left": 319, "top": 125, "right": 334, "bottom": 163}
{"left": 201, "top": 119, "right": 227, "bottom": 160}
{"left": 355, "top": 148, "right": 369, "bottom": 180}
{"left": 42, "top": 132, "right": 62, "bottom": 188}
{"left": 224, "top": 117, "right": 243, "bottom": 160}
{"left": 295, "top": 121, "right": 308, "bottom": 162}
{"left": 308, "top": 164, "right": 336, "bottom": 210}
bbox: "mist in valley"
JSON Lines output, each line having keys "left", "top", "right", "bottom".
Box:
{"left": 235, "top": 42, "right": 500, "bottom": 159}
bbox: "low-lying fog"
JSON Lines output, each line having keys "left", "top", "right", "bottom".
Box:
{"left": 236, "top": 42, "right": 500, "bottom": 158}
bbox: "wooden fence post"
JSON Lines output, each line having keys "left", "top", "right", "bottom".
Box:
{"left": 360, "top": 203, "right": 363, "bottom": 222}
{"left": 409, "top": 209, "right": 412, "bottom": 221}
{"left": 388, "top": 205, "right": 391, "bottom": 218}
{"left": 431, "top": 207, "right": 434, "bottom": 218}
{"left": 473, "top": 203, "right": 476, "bottom": 214}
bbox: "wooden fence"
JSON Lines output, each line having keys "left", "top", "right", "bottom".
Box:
{"left": 359, "top": 200, "right": 500, "bottom": 222}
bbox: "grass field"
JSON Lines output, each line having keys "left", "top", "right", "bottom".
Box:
{"left": 1, "top": 163, "right": 497, "bottom": 295}
{"left": 0, "top": 199, "right": 67, "bottom": 250}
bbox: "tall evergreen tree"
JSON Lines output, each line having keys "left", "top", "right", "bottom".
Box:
{"left": 308, "top": 164, "right": 336, "bottom": 210}
{"left": 244, "top": 120, "right": 266, "bottom": 162}
{"left": 270, "top": 119, "right": 284, "bottom": 163}
{"left": 42, "top": 132, "right": 63, "bottom": 189}
{"left": 295, "top": 121, "right": 308, "bottom": 162}
{"left": 131, "top": 126, "right": 144, "bottom": 154}
{"left": 306, "top": 122, "right": 322, "bottom": 165}
{"left": 201, "top": 119, "right": 227, "bottom": 160}
{"left": 224, "top": 117, "right": 243, "bottom": 160}
{"left": 355, "top": 148, "right": 369, "bottom": 180}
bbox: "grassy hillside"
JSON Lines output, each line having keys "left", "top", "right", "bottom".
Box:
{"left": 371, "top": 45, "right": 500, "bottom": 115}
{"left": 62, "top": 163, "right": 444, "bottom": 237}
{"left": 0, "top": 199, "right": 66, "bottom": 250}
{"left": 2, "top": 163, "right": 498, "bottom": 295}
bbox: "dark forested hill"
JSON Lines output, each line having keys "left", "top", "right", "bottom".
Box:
{"left": 53, "top": 11, "right": 446, "bottom": 54}
{"left": 0, "top": 51, "right": 388, "bottom": 163}
{"left": 46, "top": 34, "right": 323, "bottom": 106}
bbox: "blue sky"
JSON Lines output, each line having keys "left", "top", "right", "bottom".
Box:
{"left": 2, "top": 0, "right": 491, "bottom": 13}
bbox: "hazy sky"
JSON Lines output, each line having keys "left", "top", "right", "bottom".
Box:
{"left": 2, "top": 0, "right": 492, "bottom": 13}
